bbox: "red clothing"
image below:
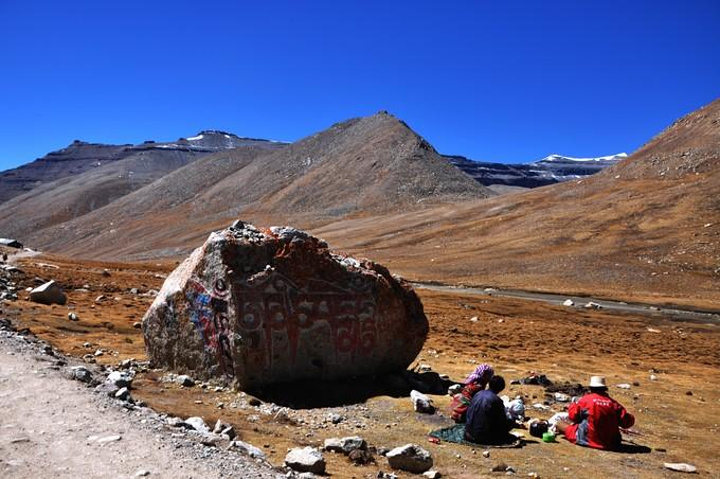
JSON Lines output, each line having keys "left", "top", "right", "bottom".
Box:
{"left": 450, "top": 382, "right": 484, "bottom": 423}
{"left": 564, "top": 392, "right": 635, "bottom": 450}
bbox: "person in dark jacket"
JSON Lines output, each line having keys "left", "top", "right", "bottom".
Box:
{"left": 556, "top": 375, "right": 635, "bottom": 450}
{"left": 464, "top": 375, "right": 515, "bottom": 444}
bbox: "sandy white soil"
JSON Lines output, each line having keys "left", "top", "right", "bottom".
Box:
{"left": 0, "top": 333, "right": 282, "bottom": 479}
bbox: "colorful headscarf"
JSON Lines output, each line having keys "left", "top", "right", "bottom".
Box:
{"left": 464, "top": 363, "right": 494, "bottom": 385}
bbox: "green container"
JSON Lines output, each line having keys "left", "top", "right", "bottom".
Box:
{"left": 542, "top": 432, "right": 556, "bottom": 442}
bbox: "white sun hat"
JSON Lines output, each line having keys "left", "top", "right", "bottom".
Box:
{"left": 589, "top": 376, "right": 607, "bottom": 388}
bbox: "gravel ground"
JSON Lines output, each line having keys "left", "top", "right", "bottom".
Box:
{"left": 0, "top": 326, "right": 285, "bottom": 479}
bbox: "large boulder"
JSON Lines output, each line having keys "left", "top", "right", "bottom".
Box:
{"left": 142, "top": 222, "right": 428, "bottom": 389}
{"left": 29, "top": 280, "right": 67, "bottom": 305}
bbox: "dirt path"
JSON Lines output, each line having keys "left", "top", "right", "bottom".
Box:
{"left": 0, "top": 332, "right": 282, "bottom": 479}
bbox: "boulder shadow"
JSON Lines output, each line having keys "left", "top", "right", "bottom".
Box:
{"left": 248, "top": 370, "right": 456, "bottom": 409}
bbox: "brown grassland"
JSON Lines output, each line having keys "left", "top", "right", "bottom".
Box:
{"left": 4, "top": 254, "right": 719, "bottom": 478}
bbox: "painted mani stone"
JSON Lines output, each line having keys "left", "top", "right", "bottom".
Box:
{"left": 142, "top": 222, "right": 429, "bottom": 389}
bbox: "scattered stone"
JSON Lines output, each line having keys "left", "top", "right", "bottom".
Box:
{"left": 386, "top": 444, "right": 433, "bottom": 474}
{"left": 133, "top": 322, "right": 142, "bottom": 329}
{"left": 553, "top": 392, "right": 571, "bottom": 402}
{"left": 616, "top": 383, "right": 632, "bottom": 390}
{"left": 29, "top": 281, "right": 67, "bottom": 305}
{"left": 142, "top": 223, "right": 428, "bottom": 388}
{"left": 650, "top": 374, "right": 658, "bottom": 381}
{"left": 101, "top": 269, "right": 112, "bottom": 277}
{"left": 70, "top": 366, "right": 93, "bottom": 383}
{"left": 470, "top": 316, "right": 479, "bottom": 322}
{"left": 96, "top": 435, "right": 122, "bottom": 444}
{"left": 664, "top": 462, "right": 697, "bottom": 473}
{"left": 130, "top": 288, "right": 139, "bottom": 295}
{"left": 176, "top": 375, "right": 195, "bottom": 387}
{"left": 184, "top": 417, "right": 210, "bottom": 434}
{"left": 348, "top": 448, "right": 374, "bottom": 465}
{"left": 106, "top": 371, "right": 133, "bottom": 388}
{"left": 686, "top": 390, "right": 693, "bottom": 396}
{"left": 423, "top": 470, "right": 441, "bottom": 479}
{"left": 482, "top": 450, "right": 490, "bottom": 458}
{"left": 134, "top": 471, "right": 151, "bottom": 477}
{"left": 94, "top": 350, "right": 104, "bottom": 357}
{"left": 67, "top": 312, "right": 79, "bottom": 321}
{"left": 248, "top": 397, "right": 262, "bottom": 407}
{"left": 95, "top": 295, "right": 106, "bottom": 303}
{"left": 491, "top": 463, "right": 510, "bottom": 472}
{"left": 411, "top": 390, "right": 436, "bottom": 414}
{"left": 562, "top": 299, "right": 574, "bottom": 307}
{"left": 95, "top": 382, "right": 120, "bottom": 397}
{"left": 323, "top": 436, "right": 367, "bottom": 454}
{"left": 327, "top": 413, "right": 344, "bottom": 424}
{"left": 284, "top": 447, "right": 326, "bottom": 474}
{"left": 584, "top": 301, "right": 601, "bottom": 309}
{"left": 229, "top": 440, "right": 266, "bottom": 459}
{"left": 213, "top": 419, "right": 236, "bottom": 440}
{"left": 115, "top": 387, "right": 131, "bottom": 401}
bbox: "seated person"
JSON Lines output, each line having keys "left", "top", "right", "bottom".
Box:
{"left": 450, "top": 363, "right": 494, "bottom": 423}
{"left": 556, "top": 375, "right": 635, "bottom": 450}
{"left": 464, "top": 375, "right": 516, "bottom": 444}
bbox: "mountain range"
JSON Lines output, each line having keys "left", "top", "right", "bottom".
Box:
{"left": 0, "top": 100, "right": 717, "bottom": 306}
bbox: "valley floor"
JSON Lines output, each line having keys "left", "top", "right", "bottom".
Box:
{"left": 2, "top": 255, "right": 720, "bottom": 478}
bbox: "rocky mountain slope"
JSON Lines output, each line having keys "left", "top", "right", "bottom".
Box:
{"left": 0, "top": 133, "right": 286, "bottom": 240}
{"left": 314, "top": 99, "right": 720, "bottom": 306}
{"left": 446, "top": 152, "right": 626, "bottom": 190}
{"left": 0, "top": 131, "right": 280, "bottom": 204}
{"left": 13, "top": 112, "right": 492, "bottom": 259}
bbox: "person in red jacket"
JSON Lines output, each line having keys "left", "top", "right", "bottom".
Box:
{"left": 556, "top": 375, "right": 635, "bottom": 450}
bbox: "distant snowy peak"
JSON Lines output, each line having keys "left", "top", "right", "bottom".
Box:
{"left": 535, "top": 153, "right": 628, "bottom": 164}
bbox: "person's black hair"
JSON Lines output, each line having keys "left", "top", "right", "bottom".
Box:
{"left": 489, "top": 375, "right": 505, "bottom": 393}
{"left": 589, "top": 386, "right": 608, "bottom": 394}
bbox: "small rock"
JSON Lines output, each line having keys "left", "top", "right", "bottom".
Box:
{"left": 348, "top": 448, "right": 374, "bottom": 465}
{"left": 650, "top": 374, "right": 658, "bottom": 381}
{"left": 229, "top": 440, "right": 266, "bottom": 459}
{"left": 411, "top": 390, "right": 436, "bottom": 414}
{"left": 101, "top": 269, "right": 111, "bottom": 277}
{"left": 483, "top": 450, "right": 490, "bottom": 458}
{"left": 664, "top": 462, "right": 697, "bottom": 473}
{"left": 584, "top": 301, "right": 601, "bottom": 309}
{"left": 554, "top": 392, "right": 571, "bottom": 402}
{"left": 68, "top": 312, "right": 79, "bottom": 321}
{"left": 184, "top": 417, "right": 210, "bottom": 434}
{"left": 323, "top": 436, "right": 367, "bottom": 454}
{"left": 686, "top": 391, "right": 693, "bottom": 396}
{"left": 133, "top": 322, "right": 142, "bottom": 329}
{"left": 248, "top": 397, "right": 262, "bottom": 407}
{"left": 285, "top": 447, "right": 326, "bottom": 474}
{"left": 616, "top": 383, "right": 632, "bottom": 390}
{"left": 106, "top": 371, "right": 133, "bottom": 388}
{"left": 97, "top": 435, "right": 122, "bottom": 444}
{"left": 562, "top": 299, "right": 574, "bottom": 307}
{"left": 386, "top": 444, "right": 433, "bottom": 474}
{"left": 71, "top": 366, "right": 93, "bottom": 384}
{"left": 470, "top": 316, "right": 479, "bottom": 322}
{"left": 115, "top": 387, "right": 131, "bottom": 401}
{"left": 423, "top": 470, "right": 441, "bottom": 479}
{"left": 176, "top": 375, "right": 195, "bottom": 387}
{"left": 134, "top": 470, "right": 151, "bottom": 477}
{"left": 491, "top": 463, "right": 509, "bottom": 472}
{"left": 328, "top": 413, "right": 344, "bottom": 424}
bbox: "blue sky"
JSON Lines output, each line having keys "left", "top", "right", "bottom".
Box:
{"left": 1, "top": 1, "right": 718, "bottom": 170}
